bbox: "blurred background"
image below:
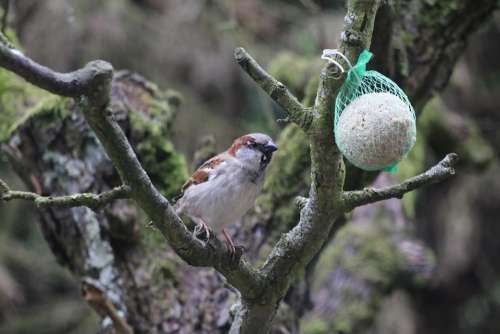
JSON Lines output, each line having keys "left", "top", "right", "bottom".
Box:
{"left": 0, "top": 0, "right": 500, "bottom": 333}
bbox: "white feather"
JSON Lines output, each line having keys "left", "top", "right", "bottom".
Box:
{"left": 176, "top": 156, "right": 263, "bottom": 231}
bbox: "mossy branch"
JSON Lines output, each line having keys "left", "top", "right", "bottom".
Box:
{"left": 342, "top": 153, "right": 459, "bottom": 211}
{"left": 0, "top": 32, "right": 265, "bottom": 301}
{"left": 230, "top": 1, "right": 384, "bottom": 333}
{"left": 0, "top": 181, "right": 131, "bottom": 209}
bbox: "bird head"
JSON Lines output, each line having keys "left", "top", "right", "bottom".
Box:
{"left": 228, "top": 133, "right": 278, "bottom": 171}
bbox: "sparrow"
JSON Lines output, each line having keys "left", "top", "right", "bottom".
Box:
{"left": 174, "top": 133, "right": 278, "bottom": 254}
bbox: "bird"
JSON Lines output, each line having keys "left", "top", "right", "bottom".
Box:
{"left": 174, "top": 133, "right": 278, "bottom": 254}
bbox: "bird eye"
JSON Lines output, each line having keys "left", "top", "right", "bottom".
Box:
{"left": 250, "top": 141, "right": 258, "bottom": 148}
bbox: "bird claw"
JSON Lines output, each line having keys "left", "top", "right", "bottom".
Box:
{"left": 222, "top": 229, "right": 235, "bottom": 255}
{"left": 222, "top": 229, "right": 244, "bottom": 262}
{"left": 194, "top": 221, "right": 211, "bottom": 242}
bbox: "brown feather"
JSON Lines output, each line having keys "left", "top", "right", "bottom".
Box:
{"left": 199, "top": 156, "right": 224, "bottom": 170}
{"left": 176, "top": 156, "right": 225, "bottom": 201}
{"left": 228, "top": 135, "right": 254, "bottom": 156}
{"left": 181, "top": 169, "right": 209, "bottom": 193}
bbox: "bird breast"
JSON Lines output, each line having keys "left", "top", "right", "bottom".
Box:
{"left": 177, "top": 163, "right": 264, "bottom": 230}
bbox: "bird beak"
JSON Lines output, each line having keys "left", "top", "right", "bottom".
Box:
{"left": 259, "top": 141, "right": 277, "bottom": 167}
{"left": 263, "top": 142, "right": 278, "bottom": 154}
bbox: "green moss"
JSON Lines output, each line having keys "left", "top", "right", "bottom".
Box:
{"left": 421, "top": 0, "right": 463, "bottom": 26}
{"left": 336, "top": 224, "right": 403, "bottom": 284}
{"left": 399, "top": 30, "right": 415, "bottom": 47}
{"left": 0, "top": 29, "right": 53, "bottom": 142}
{"left": 135, "top": 137, "right": 187, "bottom": 198}
{"left": 2, "top": 69, "right": 189, "bottom": 199}
{"left": 411, "top": 246, "right": 436, "bottom": 286}
{"left": 460, "top": 120, "right": 494, "bottom": 169}
{"left": 140, "top": 221, "right": 168, "bottom": 246}
{"left": 255, "top": 124, "right": 310, "bottom": 230}
{"left": 398, "top": 97, "right": 494, "bottom": 219}
{"left": 128, "top": 89, "right": 188, "bottom": 199}
{"left": 152, "top": 258, "right": 178, "bottom": 283}
{"left": 312, "top": 222, "right": 405, "bottom": 333}
{"left": 303, "top": 75, "right": 320, "bottom": 108}
{"left": 0, "top": 21, "right": 21, "bottom": 49}
{"left": 268, "top": 52, "right": 321, "bottom": 100}
{"left": 0, "top": 69, "right": 53, "bottom": 142}
{"left": 301, "top": 319, "right": 329, "bottom": 334}
{"left": 252, "top": 58, "right": 319, "bottom": 241}
{"left": 268, "top": 53, "right": 309, "bottom": 93}
{"left": 418, "top": 98, "right": 442, "bottom": 136}
{"left": 419, "top": 97, "right": 494, "bottom": 168}
{"left": 396, "top": 131, "right": 426, "bottom": 219}
{"left": 7, "top": 96, "right": 69, "bottom": 138}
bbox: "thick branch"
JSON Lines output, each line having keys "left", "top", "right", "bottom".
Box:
{"left": 0, "top": 38, "right": 112, "bottom": 98}
{"left": 314, "top": 0, "right": 381, "bottom": 128}
{"left": 260, "top": 0, "right": 381, "bottom": 289}
{"left": 0, "top": 180, "right": 131, "bottom": 209}
{"left": 234, "top": 47, "right": 313, "bottom": 131}
{"left": 80, "top": 99, "right": 264, "bottom": 298}
{"left": 342, "top": 153, "right": 459, "bottom": 211}
{"left": 230, "top": 1, "right": 382, "bottom": 333}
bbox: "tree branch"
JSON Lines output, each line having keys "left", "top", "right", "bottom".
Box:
{"left": 0, "top": 35, "right": 265, "bottom": 300}
{"left": 79, "top": 99, "right": 264, "bottom": 297}
{"left": 234, "top": 47, "right": 313, "bottom": 131}
{"left": 259, "top": 0, "right": 382, "bottom": 288}
{"left": 342, "top": 153, "right": 459, "bottom": 211}
{"left": 0, "top": 179, "right": 131, "bottom": 209}
{"left": 0, "top": 33, "right": 112, "bottom": 98}
{"left": 229, "top": 1, "right": 383, "bottom": 333}
{"left": 313, "top": 0, "right": 381, "bottom": 131}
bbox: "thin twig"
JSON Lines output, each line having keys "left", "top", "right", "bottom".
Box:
{"left": 342, "top": 153, "right": 459, "bottom": 211}
{"left": 234, "top": 47, "right": 313, "bottom": 132}
{"left": 0, "top": 180, "right": 131, "bottom": 210}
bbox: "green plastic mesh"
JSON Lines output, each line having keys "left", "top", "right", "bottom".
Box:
{"left": 333, "top": 50, "right": 416, "bottom": 172}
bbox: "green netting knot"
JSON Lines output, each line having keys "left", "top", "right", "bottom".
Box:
{"left": 326, "top": 49, "right": 417, "bottom": 173}
{"left": 348, "top": 49, "right": 372, "bottom": 83}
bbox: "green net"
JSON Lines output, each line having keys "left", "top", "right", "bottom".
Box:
{"left": 333, "top": 50, "right": 416, "bottom": 172}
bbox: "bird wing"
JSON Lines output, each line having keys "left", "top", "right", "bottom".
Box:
{"left": 174, "top": 154, "right": 227, "bottom": 201}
